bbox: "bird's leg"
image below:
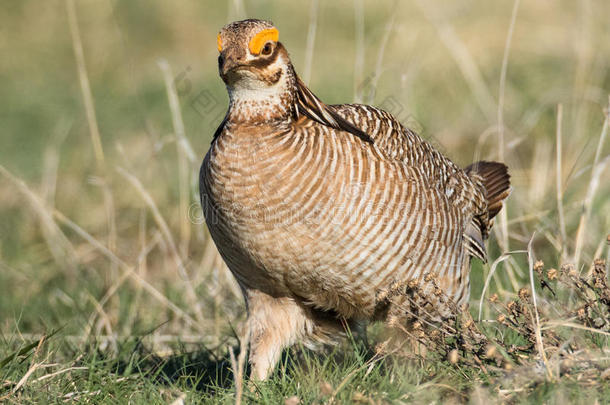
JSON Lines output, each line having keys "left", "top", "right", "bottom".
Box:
{"left": 245, "top": 290, "right": 312, "bottom": 380}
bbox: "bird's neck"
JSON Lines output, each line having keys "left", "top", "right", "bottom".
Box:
{"left": 225, "top": 67, "right": 297, "bottom": 124}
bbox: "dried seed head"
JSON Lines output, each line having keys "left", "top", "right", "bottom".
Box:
{"left": 485, "top": 344, "right": 497, "bottom": 359}
{"left": 412, "top": 321, "right": 422, "bottom": 330}
{"left": 534, "top": 260, "right": 544, "bottom": 275}
{"left": 424, "top": 273, "right": 434, "bottom": 282}
{"left": 387, "top": 315, "right": 399, "bottom": 328}
{"left": 376, "top": 288, "right": 389, "bottom": 302}
{"left": 518, "top": 288, "right": 530, "bottom": 301}
{"left": 375, "top": 340, "right": 389, "bottom": 354}
{"left": 389, "top": 280, "right": 402, "bottom": 293}
{"left": 593, "top": 259, "right": 607, "bottom": 274}
{"left": 561, "top": 263, "right": 575, "bottom": 275}
{"left": 547, "top": 268, "right": 558, "bottom": 280}
{"left": 448, "top": 349, "right": 459, "bottom": 364}
{"left": 497, "top": 314, "right": 506, "bottom": 323}
{"left": 489, "top": 293, "right": 499, "bottom": 303}
{"left": 577, "top": 307, "right": 587, "bottom": 320}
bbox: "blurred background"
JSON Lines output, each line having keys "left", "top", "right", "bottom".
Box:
{"left": 1, "top": 0, "right": 609, "bottom": 350}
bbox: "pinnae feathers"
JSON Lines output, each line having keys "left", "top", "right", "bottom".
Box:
{"left": 294, "top": 77, "right": 374, "bottom": 143}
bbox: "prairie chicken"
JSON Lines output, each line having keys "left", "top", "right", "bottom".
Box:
{"left": 200, "top": 19, "right": 510, "bottom": 379}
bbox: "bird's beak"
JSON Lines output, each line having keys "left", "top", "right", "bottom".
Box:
{"left": 218, "top": 49, "right": 245, "bottom": 79}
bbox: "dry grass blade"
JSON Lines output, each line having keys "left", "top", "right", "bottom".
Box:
{"left": 478, "top": 250, "right": 526, "bottom": 321}
{"left": 11, "top": 335, "right": 50, "bottom": 394}
{"left": 230, "top": 323, "right": 250, "bottom": 405}
{"left": 494, "top": 0, "right": 520, "bottom": 292}
{"left": 0, "top": 333, "right": 56, "bottom": 370}
{"left": 415, "top": 0, "right": 496, "bottom": 122}
{"left": 83, "top": 233, "right": 162, "bottom": 340}
{"left": 497, "top": 0, "right": 520, "bottom": 161}
{"left": 228, "top": 0, "right": 247, "bottom": 22}
{"left": 3, "top": 334, "right": 216, "bottom": 347}
{"left": 555, "top": 104, "right": 567, "bottom": 262}
{"left": 0, "top": 164, "right": 78, "bottom": 273}
{"left": 116, "top": 167, "right": 206, "bottom": 326}
{"left": 33, "top": 367, "right": 88, "bottom": 383}
{"left": 62, "top": 389, "right": 102, "bottom": 401}
{"left": 65, "top": 0, "right": 118, "bottom": 284}
{"left": 526, "top": 233, "right": 552, "bottom": 379}
{"left": 51, "top": 209, "right": 204, "bottom": 333}
{"left": 12, "top": 363, "right": 43, "bottom": 394}
{"left": 366, "top": 5, "right": 396, "bottom": 104}
{"left": 65, "top": 0, "right": 104, "bottom": 166}
{"left": 302, "top": 0, "right": 319, "bottom": 85}
{"left": 352, "top": 0, "right": 365, "bottom": 103}
{"left": 573, "top": 105, "right": 609, "bottom": 268}
{"left": 41, "top": 118, "right": 71, "bottom": 206}
{"left": 86, "top": 292, "right": 115, "bottom": 344}
{"left": 542, "top": 321, "right": 610, "bottom": 337}
{"left": 39, "top": 120, "right": 76, "bottom": 271}
{"left": 158, "top": 59, "right": 196, "bottom": 258}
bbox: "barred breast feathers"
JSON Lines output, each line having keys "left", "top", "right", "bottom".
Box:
{"left": 208, "top": 17, "right": 511, "bottom": 278}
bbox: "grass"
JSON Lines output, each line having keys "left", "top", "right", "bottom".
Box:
{"left": 1, "top": 0, "right": 609, "bottom": 403}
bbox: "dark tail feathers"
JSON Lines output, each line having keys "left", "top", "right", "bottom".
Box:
{"left": 465, "top": 161, "right": 511, "bottom": 220}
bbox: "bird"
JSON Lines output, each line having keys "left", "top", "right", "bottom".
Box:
{"left": 200, "top": 18, "right": 510, "bottom": 380}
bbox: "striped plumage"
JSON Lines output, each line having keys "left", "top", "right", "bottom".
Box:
{"left": 200, "top": 19, "right": 511, "bottom": 379}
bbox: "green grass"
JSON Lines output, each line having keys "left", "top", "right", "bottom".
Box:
{"left": 1, "top": 0, "right": 610, "bottom": 403}
{"left": 0, "top": 332, "right": 454, "bottom": 403}
{"left": 1, "top": 323, "right": 608, "bottom": 403}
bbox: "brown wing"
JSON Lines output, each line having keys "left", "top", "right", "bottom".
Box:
{"left": 292, "top": 81, "right": 510, "bottom": 263}
{"left": 329, "top": 103, "right": 474, "bottom": 196}
{"left": 327, "top": 103, "right": 508, "bottom": 263}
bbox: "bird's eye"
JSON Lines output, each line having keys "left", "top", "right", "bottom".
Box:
{"left": 261, "top": 42, "right": 273, "bottom": 56}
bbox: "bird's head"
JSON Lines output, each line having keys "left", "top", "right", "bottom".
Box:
{"left": 217, "top": 20, "right": 295, "bottom": 106}
{"left": 215, "top": 19, "right": 372, "bottom": 143}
